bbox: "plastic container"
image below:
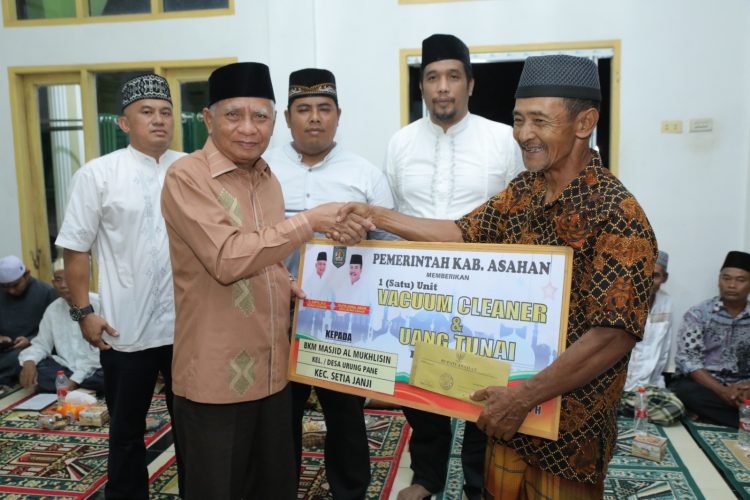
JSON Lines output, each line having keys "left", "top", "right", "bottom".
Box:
{"left": 55, "top": 370, "right": 69, "bottom": 411}
{"left": 633, "top": 386, "right": 649, "bottom": 436}
{"left": 739, "top": 399, "right": 750, "bottom": 450}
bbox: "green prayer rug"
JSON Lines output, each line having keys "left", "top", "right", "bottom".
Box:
{"left": 683, "top": 419, "right": 750, "bottom": 499}
{"left": 436, "top": 417, "right": 704, "bottom": 500}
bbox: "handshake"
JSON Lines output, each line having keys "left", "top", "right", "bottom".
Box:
{"left": 306, "top": 202, "right": 378, "bottom": 244}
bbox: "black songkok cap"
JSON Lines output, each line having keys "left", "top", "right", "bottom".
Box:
{"left": 317, "top": 251, "right": 327, "bottom": 261}
{"left": 120, "top": 74, "right": 171, "bottom": 111}
{"left": 721, "top": 251, "right": 750, "bottom": 273}
{"left": 350, "top": 254, "right": 363, "bottom": 266}
{"left": 515, "top": 55, "right": 601, "bottom": 102}
{"left": 208, "top": 62, "right": 275, "bottom": 107}
{"left": 421, "top": 34, "right": 471, "bottom": 71}
{"left": 288, "top": 68, "right": 337, "bottom": 107}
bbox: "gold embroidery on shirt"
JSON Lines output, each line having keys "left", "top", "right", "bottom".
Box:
{"left": 229, "top": 350, "right": 255, "bottom": 395}
{"left": 217, "top": 189, "right": 255, "bottom": 317}
{"left": 218, "top": 189, "right": 244, "bottom": 228}
{"left": 233, "top": 278, "right": 255, "bottom": 317}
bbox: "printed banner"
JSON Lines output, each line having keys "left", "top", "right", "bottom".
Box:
{"left": 288, "top": 239, "right": 573, "bottom": 440}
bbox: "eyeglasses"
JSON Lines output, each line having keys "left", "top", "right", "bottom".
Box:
{"left": 653, "top": 272, "right": 666, "bottom": 279}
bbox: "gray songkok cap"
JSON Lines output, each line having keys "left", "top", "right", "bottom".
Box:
{"left": 0, "top": 255, "right": 26, "bottom": 284}
{"left": 656, "top": 251, "right": 669, "bottom": 271}
{"left": 515, "top": 55, "right": 601, "bottom": 102}
{"left": 120, "top": 74, "right": 172, "bottom": 111}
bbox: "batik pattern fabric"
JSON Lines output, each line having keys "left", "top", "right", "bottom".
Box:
{"left": 456, "top": 150, "right": 657, "bottom": 484}
{"left": 675, "top": 297, "right": 750, "bottom": 384}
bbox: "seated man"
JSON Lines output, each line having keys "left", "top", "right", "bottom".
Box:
{"left": 621, "top": 250, "right": 685, "bottom": 424}
{"left": 19, "top": 259, "right": 103, "bottom": 393}
{"left": 670, "top": 250, "right": 750, "bottom": 427}
{"left": 0, "top": 255, "right": 58, "bottom": 386}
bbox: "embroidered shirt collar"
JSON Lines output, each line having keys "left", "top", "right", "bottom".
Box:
{"left": 426, "top": 111, "right": 471, "bottom": 136}
{"left": 205, "top": 137, "right": 269, "bottom": 178}
{"left": 127, "top": 144, "right": 171, "bottom": 166}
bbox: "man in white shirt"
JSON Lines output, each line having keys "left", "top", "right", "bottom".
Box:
{"left": 56, "top": 74, "right": 185, "bottom": 500}
{"left": 384, "top": 34, "right": 524, "bottom": 500}
{"left": 624, "top": 251, "right": 673, "bottom": 390}
{"left": 265, "top": 68, "right": 394, "bottom": 500}
{"left": 19, "top": 258, "right": 103, "bottom": 393}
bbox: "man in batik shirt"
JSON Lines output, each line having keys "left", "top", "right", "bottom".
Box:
{"left": 335, "top": 54, "right": 656, "bottom": 499}
{"left": 671, "top": 250, "right": 750, "bottom": 428}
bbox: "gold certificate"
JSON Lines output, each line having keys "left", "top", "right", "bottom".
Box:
{"left": 410, "top": 341, "right": 511, "bottom": 405}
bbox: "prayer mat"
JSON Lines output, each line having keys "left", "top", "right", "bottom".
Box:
{"left": 144, "top": 408, "right": 411, "bottom": 500}
{"left": 0, "top": 392, "right": 171, "bottom": 499}
{"left": 683, "top": 418, "right": 750, "bottom": 499}
{"left": 604, "top": 417, "right": 704, "bottom": 499}
{"left": 436, "top": 417, "right": 704, "bottom": 500}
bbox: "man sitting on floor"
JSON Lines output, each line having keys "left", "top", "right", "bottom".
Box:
{"left": 0, "top": 255, "right": 58, "bottom": 386}
{"left": 670, "top": 250, "right": 750, "bottom": 427}
{"left": 620, "top": 250, "right": 685, "bottom": 424}
{"left": 18, "top": 258, "right": 103, "bottom": 393}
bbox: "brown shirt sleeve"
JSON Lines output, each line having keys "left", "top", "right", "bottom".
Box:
{"left": 161, "top": 156, "right": 313, "bottom": 285}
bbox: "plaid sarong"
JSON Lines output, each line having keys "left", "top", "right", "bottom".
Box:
{"left": 618, "top": 386, "right": 685, "bottom": 425}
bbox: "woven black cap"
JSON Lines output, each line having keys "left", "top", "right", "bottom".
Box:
{"left": 515, "top": 55, "right": 601, "bottom": 102}
{"left": 208, "top": 62, "right": 275, "bottom": 106}
{"left": 288, "top": 68, "right": 337, "bottom": 107}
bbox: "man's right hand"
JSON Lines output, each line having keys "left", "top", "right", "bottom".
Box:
{"left": 78, "top": 314, "right": 118, "bottom": 350}
{"left": 19, "top": 361, "right": 37, "bottom": 388}
{"left": 308, "top": 202, "right": 373, "bottom": 244}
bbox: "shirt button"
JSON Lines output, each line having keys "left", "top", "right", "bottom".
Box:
{"left": 306, "top": 194, "right": 310, "bottom": 198}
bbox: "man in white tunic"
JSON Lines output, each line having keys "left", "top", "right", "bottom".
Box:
{"left": 265, "top": 68, "right": 394, "bottom": 500}
{"left": 384, "top": 34, "right": 524, "bottom": 500}
{"left": 56, "top": 74, "right": 185, "bottom": 500}
{"left": 19, "top": 258, "right": 103, "bottom": 393}
{"left": 624, "top": 251, "right": 674, "bottom": 390}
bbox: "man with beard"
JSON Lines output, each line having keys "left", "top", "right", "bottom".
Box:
{"left": 382, "top": 34, "right": 523, "bottom": 500}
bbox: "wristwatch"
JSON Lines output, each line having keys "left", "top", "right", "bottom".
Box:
{"left": 69, "top": 304, "right": 95, "bottom": 322}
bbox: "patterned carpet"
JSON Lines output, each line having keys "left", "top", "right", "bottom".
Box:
{"left": 683, "top": 419, "right": 750, "bottom": 499}
{"left": 437, "top": 418, "right": 704, "bottom": 500}
{"left": 0, "top": 391, "right": 171, "bottom": 499}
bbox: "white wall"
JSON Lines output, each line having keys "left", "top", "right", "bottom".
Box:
{"left": 1, "top": 0, "right": 748, "bottom": 321}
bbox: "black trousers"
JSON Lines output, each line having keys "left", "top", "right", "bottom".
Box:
{"left": 99, "top": 345, "right": 183, "bottom": 499}
{"left": 403, "top": 407, "right": 486, "bottom": 499}
{"left": 174, "top": 385, "right": 297, "bottom": 500}
{"left": 36, "top": 357, "right": 104, "bottom": 393}
{"left": 670, "top": 377, "right": 740, "bottom": 427}
{"left": 292, "top": 382, "right": 371, "bottom": 500}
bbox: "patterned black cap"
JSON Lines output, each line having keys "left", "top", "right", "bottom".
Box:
{"left": 722, "top": 251, "right": 750, "bottom": 273}
{"left": 208, "top": 62, "right": 275, "bottom": 106}
{"left": 288, "top": 68, "right": 337, "bottom": 107}
{"left": 120, "top": 74, "right": 171, "bottom": 111}
{"left": 421, "top": 34, "right": 470, "bottom": 71}
{"left": 515, "top": 55, "right": 601, "bottom": 102}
